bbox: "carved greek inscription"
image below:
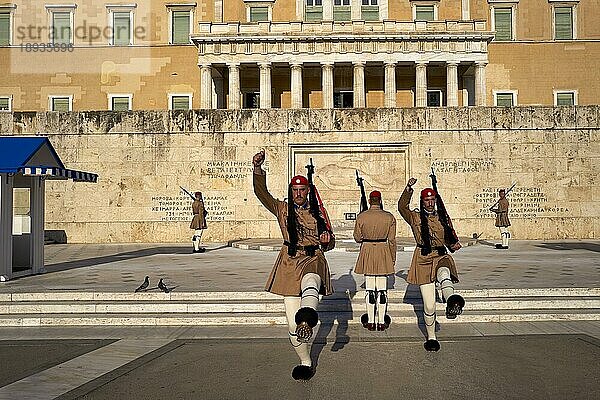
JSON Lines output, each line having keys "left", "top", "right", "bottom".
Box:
{"left": 199, "top": 160, "right": 269, "bottom": 180}
{"left": 151, "top": 194, "right": 234, "bottom": 222}
{"left": 433, "top": 159, "right": 495, "bottom": 173}
{"left": 474, "top": 187, "right": 566, "bottom": 219}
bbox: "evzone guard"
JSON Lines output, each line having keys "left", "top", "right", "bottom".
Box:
{"left": 354, "top": 171, "right": 397, "bottom": 331}
{"left": 490, "top": 185, "right": 514, "bottom": 249}
{"left": 252, "top": 150, "right": 335, "bottom": 381}
{"left": 181, "top": 186, "right": 208, "bottom": 253}
{"left": 398, "top": 171, "right": 465, "bottom": 352}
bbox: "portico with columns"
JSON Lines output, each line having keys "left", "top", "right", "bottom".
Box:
{"left": 192, "top": 20, "right": 493, "bottom": 109}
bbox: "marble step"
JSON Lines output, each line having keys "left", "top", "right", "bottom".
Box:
{"left": 0, "top": 297, "right": 598, "bottom": 314}
{"left": 1, "top": 287, "right": 598, "bottom": 302}
{"left": 0, "top": 309, "right": 599, "bottom": 327}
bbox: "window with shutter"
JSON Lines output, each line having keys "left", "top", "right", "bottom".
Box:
{"left": 172, "top": 96, "right": 191, "bottom": 110}
{"left": 0, "top": 13, "right": 9, "bottom": 46}
{"left": 172, "top": 11, "right": 190, "bottom": 44}
{"left": 52, "top": 12, "right": 71, "bottom": 45}
{"left": 554, "top": 7, "right": 573, "bottom": 40}
{"left": 249, "top": 7, "right": 269, "bottom": 22}
{"left": 334, "top": 0, "right": 351, "bottom": 21}
{"left": 415, "top": 5, "right": 434, "bottom": 21}
{"left": 494, "top": 8, "right": 513, "bottom": 41}
{"left": 556, "top": 92, "right": 575, "bottom": 106}
{"left": 495, "top": 93, "right": 514, "bottom": 107}
{"left": 113, "top": 12, "right": 131, "bottom": 45}
{"left": 51, "top": 97, "right": 70, "bottom": 112}
{"left": 111, "top": 97, "right": 131, "bottom": 111}
{"left": 0, "top": 97, "right": 10, "bottom": 111}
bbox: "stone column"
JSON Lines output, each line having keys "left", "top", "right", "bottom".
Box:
{"left": 446, "top": 62, "right": 459, "bottom": 107}
{"left": 461, "top": 0, "right": 470, "bottom": 20}
{"left": 323, "top": 1, "right": 333, "bottom": 20}
{"left": 353, "top": 61, "right": 366, "bottom": 108}
{"left": 384, "top": 62, "right": 397, "bottom": 108}
{"left": 200, "top": 64, "right": 213, "bottom": 109}
{"left": 321, "top": 62, "right": 334, "bottom": 109}
{"left": 475, "top": 62, "right": 487, "bottom": 106}
{"left": 259, "top": 63, "right": 272, "bottom": 109}
{"left": 291, "top": 63, "right": 303, "bottom": 109}
{"left": 415, "top": 62, "right": 428, "bottom": 107}
{"left": 351, "top": 0, "right": 361, "bottom": 21}
{"left": 227, "top": 63, "right": 241, "bottom": 109}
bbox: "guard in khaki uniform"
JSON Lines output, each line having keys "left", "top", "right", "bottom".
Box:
{"left": 190, "top": 192, "right": 207, "bottom": 253}
{"left": 252, "top": 150, "right": 334, "bottom": 381}
{"left": 398, "top": 177, "right": 465, "bottom": 352}
{"left": 353, "top": 190, "right": 397, "bottom": 331}
{"left": 491, "top": 189, "right": 511, "bottom": 249}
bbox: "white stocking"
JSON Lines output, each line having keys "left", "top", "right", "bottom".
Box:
{"left": 193, "top": 229, "right": 203, "bottom": 251}
{"left": 365, "top": 275, "right": 376, "bottom": 324}
{"left": 300, "top": 273, "right": 321, "bottom": 310}
{"left": 500, "top": 227, "right": 510, "bottom": 247}
{"left": 375, "top": 275, "right": 388, "bottom": 325}
{"left": 436, "top": 266, "right": 454, "bottom": 303}
{"left": 284, "top": 297, "right": 311, "bottom": 366}
{"left": 420, "top": 283, "right": 437, "bottom": 340}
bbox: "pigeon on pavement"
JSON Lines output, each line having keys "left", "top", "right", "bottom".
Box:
{"left": 134, "top": 276, "right": 150, "bottom": 293}
{"left": 158, "top": 278, "right": 170, "bottom": 293}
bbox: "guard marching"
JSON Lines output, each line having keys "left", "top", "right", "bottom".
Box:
{"left": 491, "top": 188, "right": 511, "bottom": 249}
{"left": 190, "top": 191, "right": 207, "bottom": 253}
{"left": 398, "top": 176, "right": 465, "bottom": 352}
{"left": 252, "top": 150, "right": 335, "bottom": 381}
{"left": 353, "top": 190, "right": 397, "bottom": 331}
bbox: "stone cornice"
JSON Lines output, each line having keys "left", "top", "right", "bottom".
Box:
{"left": 194, "top": 19, "right": 491, "bottom": 38}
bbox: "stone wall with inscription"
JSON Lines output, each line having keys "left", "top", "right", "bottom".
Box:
{"left": 1, "top": 106, "right": 598, "bottom": 242}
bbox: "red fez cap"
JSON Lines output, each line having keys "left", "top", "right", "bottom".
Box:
{"left": 194, "top": 191, "right": 201, "bottom": 196}
{"left": 420, "top": 188, "right": 436, "bottom": 199}
{"left": 290, "top": 175, "right": 309, "bottom": 186}
{"left": 369, "top": 190, "right": 381, "bottom": 199}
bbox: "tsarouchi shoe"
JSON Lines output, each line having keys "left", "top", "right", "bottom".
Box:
{"left": 424, "top": 339, "right": 440, "bottom": 352}
{"left": 445, "top": 294, "right": 465, "bottom": 319}
{"left": 292, "top": 365, "right": 314, "bottom": 381}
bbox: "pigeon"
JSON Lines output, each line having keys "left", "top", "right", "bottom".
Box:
{"left": 158, "top": 278, "right": 170, "bottom": 293}
{"left": 134, "top": 276, "right": 149, "bottom": 293}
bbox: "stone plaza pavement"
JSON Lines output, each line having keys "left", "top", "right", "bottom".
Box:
{"left": 1, "top": 238, "right": 598, "bottom": 293}
{"left": 0, "top": 239, "right": 598, "bottom": 399}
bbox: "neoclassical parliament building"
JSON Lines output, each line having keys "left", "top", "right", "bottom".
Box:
{"left": 1, "top": 0, "right": 599, "bottom": 111}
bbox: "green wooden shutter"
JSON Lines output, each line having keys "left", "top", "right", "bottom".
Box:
{"left": 0, "top": 97, "right": 9, "bottom": 111}
{"left": 53, "top": 12, "right": 71, "bottom": 44}
{"left": 555, "top": 7, "right": 573, "bottom": 40}
{"left": 494, "top": 8, "right": 512, "bottom": 41}
{"left": 496, "top": 93, "right": 514, "bottom": 107}
{"left": 361, "top": 6, "right": 379, "bottom": 21}
{"left": 249, "top": 7, "right": 268, "bottom": 22}
{"left": 52, "top": 97, "right": 70, "bottom": 112}
{"left": 415, "top": 5, "right": 434, "bottom": 21}
{"left": 556, "top": 93, "right": 574, "bottom": 106}
{"left": 305, "top": 6, "right": 323, "bottom": 22}
{"left": 172, "top": 96, "right": 190, "bottom": 110}
{"left": 111, "top": 97, "right": 130, "bottom": 111}
{"left": 172, "top": 11, "right": 190, "bottom": 44}
{"left": 113, "top": 12, "right": 131, "bottom": 45}
{"left": 333, "top": 6, "right": 351, "bottom": 21}
{"left": 0, "top": 13, "right": 9, "bottom": 46}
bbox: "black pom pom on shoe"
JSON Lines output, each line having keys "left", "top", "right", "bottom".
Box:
{"left": 445, "top": 294, "right": 465, "bottom": 319}
{"left": 292, "top": 365, "right": 314, "bottom": 381}
{"left": 424, "top": 339, "right": 440, "bottom": 352}
{"left": 295, "top": 307, "right": 318, "bottom": 327}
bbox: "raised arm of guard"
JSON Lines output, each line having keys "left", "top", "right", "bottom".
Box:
{"left": 356, "top": 170, "right": 368, "bottom": 213}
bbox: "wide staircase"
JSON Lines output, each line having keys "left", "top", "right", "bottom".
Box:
{"left": 0, "top": 288, "right": 598, "bottom": 327}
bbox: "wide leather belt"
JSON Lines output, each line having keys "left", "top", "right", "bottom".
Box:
{"left": 361, "top": 238, "right": 387, "bottom": 243}
{"left": 283, "top": 241, "right": 320, "bottom": 253}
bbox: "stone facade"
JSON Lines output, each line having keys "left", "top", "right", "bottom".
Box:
{"left": 1, "top": 107, "right": 599, "bottom": 242}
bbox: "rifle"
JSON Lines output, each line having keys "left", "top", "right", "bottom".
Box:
{"left": 488, "top": 182, "right": 517, "bottom": 211}
{"left": 306, "top": 159, "right": 333, "bottom": 236}
{"left": 356, "top": 170, "right": 368, "bottom": 213}
{"left": 430, "top": 167, "right": 459, "bottom": 251}
{"left": 180, "top": 186, "right": 196, "bottom": 201}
